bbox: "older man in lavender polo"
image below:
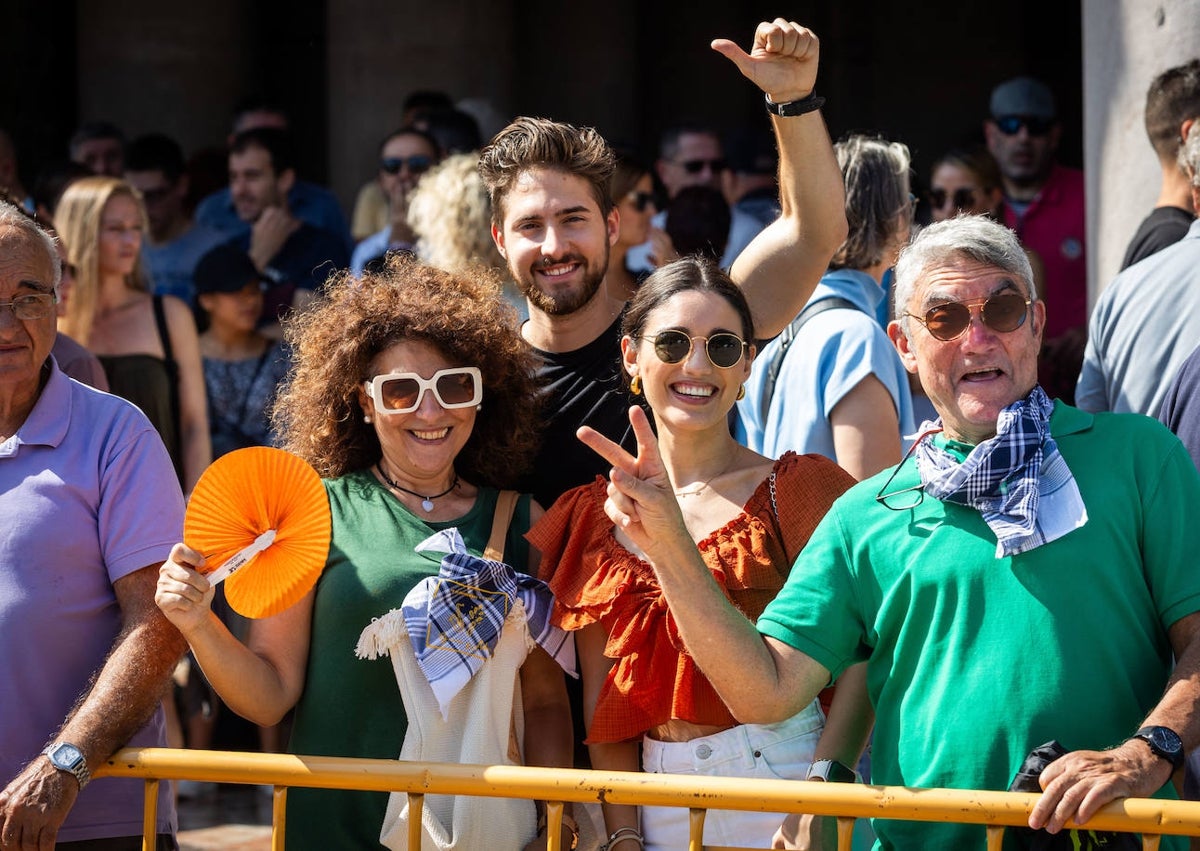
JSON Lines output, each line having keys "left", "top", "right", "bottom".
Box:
{"left": 0, "top": 200, "right": 186, "bottom": 849}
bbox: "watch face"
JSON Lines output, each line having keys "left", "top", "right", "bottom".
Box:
{"left": 52, "top": 744, "right": 82, "bottom": 767}
{"left": 1151, "top": 727, "right": 1183, "bottom": 753}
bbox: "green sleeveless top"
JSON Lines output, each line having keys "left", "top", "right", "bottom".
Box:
{"left": 285, "top": 469, "right": 532, "bottom": 850}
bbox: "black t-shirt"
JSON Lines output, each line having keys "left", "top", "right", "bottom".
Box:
{"left": 522, "top": 313, "right": 647, "bottom": 508}
{"left": 1120, "top": 206, "right": 1195, "bottom": 271}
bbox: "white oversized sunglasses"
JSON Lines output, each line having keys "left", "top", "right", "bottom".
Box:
{"left": 363, "top": 366, "right": 482, "bottom": 414}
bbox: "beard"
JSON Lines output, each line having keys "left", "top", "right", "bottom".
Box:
{"left": 515, "top": 245, "right": 609, "bottom": 317}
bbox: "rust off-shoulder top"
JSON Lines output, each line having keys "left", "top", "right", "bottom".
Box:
{"left": 529, "top": 451, "right": 855, "bottom": 744}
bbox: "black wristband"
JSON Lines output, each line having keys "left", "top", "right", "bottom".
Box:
{"left": 765, "top": 91, "right": 825, "bottom": 117}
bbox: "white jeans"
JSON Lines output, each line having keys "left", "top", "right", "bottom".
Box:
{"left": 639, "top": 700, "right": 825, "bottom": 851}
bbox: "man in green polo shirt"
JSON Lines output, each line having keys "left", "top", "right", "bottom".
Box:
{"left": 582, "top": 214, "right": 1200, "bottom": 849}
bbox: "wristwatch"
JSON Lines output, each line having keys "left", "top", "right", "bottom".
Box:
{"left": 1129, "top": 726, "right": 1185, "bottom": 771}
{"left": 42, "top": 742, "right": 91, "bottom": 790}
{"left": 806, "top": 758, "right": 857, "bottom": 783}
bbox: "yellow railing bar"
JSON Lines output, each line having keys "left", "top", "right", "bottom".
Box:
{"left": 101, "top": 747, "right": 1200, "bottom": 843}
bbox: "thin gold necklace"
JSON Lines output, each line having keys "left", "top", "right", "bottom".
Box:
{"left": 672, "top": 453, "right": 736, "bottom": 498}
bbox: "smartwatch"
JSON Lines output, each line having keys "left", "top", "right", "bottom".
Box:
{"left": 1129, "top": 726, "right": 1185, "bottom": 771}
{"left": 806, "top": 758, "right": 857, "bottom": 783}
{"left": 42, "top": 742, "right": 91, "bottom": 790}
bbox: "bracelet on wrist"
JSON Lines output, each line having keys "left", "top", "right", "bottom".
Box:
{"left": 603, "top": 826, "right": 645, "bottom": 850}
{"left": 764, "top": 91, "right": 825, "bottom": 117}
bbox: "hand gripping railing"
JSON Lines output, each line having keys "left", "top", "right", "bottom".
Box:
{"left": 99, "top": 747, "right": 1200, "bottom": 851}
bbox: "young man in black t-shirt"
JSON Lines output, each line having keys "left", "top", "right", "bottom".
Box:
{"left": 479, "top": 19, "right": 848, "bottom": 507}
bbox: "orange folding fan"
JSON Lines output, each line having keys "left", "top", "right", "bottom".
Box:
{"left": 184, "top": 447, "right": 331, "bottom": 618}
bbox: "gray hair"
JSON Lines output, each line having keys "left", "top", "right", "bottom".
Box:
{"left": 0, "top": 200, "right": 62, "bottom": 291}
{"left": 892, "top": 215, "right": 1035, "bottom": 333}
{"left": 831, "top": 134, "right": 912, "bottom": 271}
{"left": 1182, "top": 119, "right": 1200, "bottom": 186}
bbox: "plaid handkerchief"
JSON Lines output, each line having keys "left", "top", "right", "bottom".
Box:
{"left": 357, "top": 528, "right": 575, "bottom": 718}
{"left": 916, "top": 386, "right": 1086, "bottom": 557}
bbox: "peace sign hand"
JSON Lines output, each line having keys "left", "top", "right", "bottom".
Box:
{"left": 576, "top": 406, "right": 688, "bottom": 558}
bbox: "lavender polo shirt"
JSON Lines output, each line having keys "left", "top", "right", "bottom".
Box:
{"left": 0, "top": 359, "right": 183, "bottom": 841}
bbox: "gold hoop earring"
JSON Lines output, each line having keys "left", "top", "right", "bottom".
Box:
{"left": 736, "top": 385, "right": 746, "bottom": 401}
{"left": 629, "top": 375, "right": 642, "bottom": 396}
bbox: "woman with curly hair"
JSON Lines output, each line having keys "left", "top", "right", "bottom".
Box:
{"left": 155, "top": 256, "right": 575, "bottom": 851}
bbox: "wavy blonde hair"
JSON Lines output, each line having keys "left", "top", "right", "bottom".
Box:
{"left": 408, "top": 153, "right": 504, "bottom": 273}
{"left": 53, "top": 176, "right": 149, "bottom": 343}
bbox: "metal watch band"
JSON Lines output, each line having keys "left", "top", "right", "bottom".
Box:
{"left": 42, "top": 742, "right": 91, "bottom": 790}
{"left": 764, "top": 91, "right": 826, "bottom": 117}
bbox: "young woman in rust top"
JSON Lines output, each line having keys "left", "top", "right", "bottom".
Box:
{"left": 531, "top": 257, "right": 869, "bottom": 851}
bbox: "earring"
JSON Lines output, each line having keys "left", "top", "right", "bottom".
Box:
{"left": 364, "top": 414, "right": 372, "bottom": 423}
{"left": 476, "top": 404, "right": 483, "bottom": 412}
{"left": 629, "top": 375, "right": 642, "bottom": 396}
{"left": 736, "top": 385, "right": 746, "bottom": 401}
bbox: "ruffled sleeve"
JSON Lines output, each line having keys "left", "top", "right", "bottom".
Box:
{"left": 528, "top": 478, "right": 622, "bottom": 630}
{"left": 526, "top": 457, "right": 855, "bottom": 744}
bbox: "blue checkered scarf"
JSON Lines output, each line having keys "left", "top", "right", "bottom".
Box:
{"left": 356, "top": 528, "right": 576, "bottom": 719}
{"left": 915, "top": 386, "right": 1086, "bottom": 557}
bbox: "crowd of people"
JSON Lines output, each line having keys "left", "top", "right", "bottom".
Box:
{"left": 2, "top": 16, "right": 1200, "bottom": 851}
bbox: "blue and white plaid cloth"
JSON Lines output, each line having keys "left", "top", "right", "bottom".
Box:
{"left": 915, "top": 386, "right": 1087, "bottom": 557}
{"left": 357, "top": 528, "right": 576, "bottom": 718}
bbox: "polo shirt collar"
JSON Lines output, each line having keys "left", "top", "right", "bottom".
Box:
{"left": 0, "top": 357, "right": 71, "bottom": 456}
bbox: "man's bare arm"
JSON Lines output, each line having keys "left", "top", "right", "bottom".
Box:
{"left": 0, "top": 563, "right": 186, "bottom": 848}
{"left": 717, "top": 19, "right": 848, "bottom": 339}
{"left": 1029, "top": 611, "right": 1200, "bottom": 833}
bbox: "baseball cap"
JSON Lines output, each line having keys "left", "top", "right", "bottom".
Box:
{"left": 990, "top": 77, "right": 1057, "bottom": 121}
{"left": 195, "top": 243, "right": 266, "bottom": 295}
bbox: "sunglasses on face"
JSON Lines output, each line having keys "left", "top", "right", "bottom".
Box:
{"left": 363, "top": 366, "right": 482, "bottom": 414}
{"left": 380, "top": 155, "right": 434, "bottom": 176}
{"left": 994, "top": 115, "right": 1053, "bottom": 137}
{"left": 675, "top": 158, "right": 728, "bottom": 175}
{"left": 928, "top": 187, "right": 977, "bottom": 210}
{"left": 906, "top": 293, "right": 1032, "bottom": 342}
{"left": 643, "top": 330, "right": 748, "bottom": 369}
{"left": 625, "top": 190, "right": 656, "bottom": 213}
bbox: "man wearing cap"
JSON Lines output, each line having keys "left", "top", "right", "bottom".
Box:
{"left": 985, "top": 76, "right": 1087, "bottom": 402}
{"left": 586, "top": 214, "right": 1200, "bottom": 849}
{"left": 0, "top": 201, "right": 186, "bottom": 846}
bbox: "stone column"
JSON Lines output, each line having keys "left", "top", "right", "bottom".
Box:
{"left": 1083, "top": 0, "right": 1200, "bottom": 300}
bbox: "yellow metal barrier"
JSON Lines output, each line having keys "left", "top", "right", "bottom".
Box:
{"left": 100, "top": 747, "right": 1200, "bottom": 850}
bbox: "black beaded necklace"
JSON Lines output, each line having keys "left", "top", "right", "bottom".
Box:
{"left": 376, "top": 464, "right": 458, "bottom": 512}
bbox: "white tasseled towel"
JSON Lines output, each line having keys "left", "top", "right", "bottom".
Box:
{"left": 357, "top": 603, "right": 537, "bottom": 851}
